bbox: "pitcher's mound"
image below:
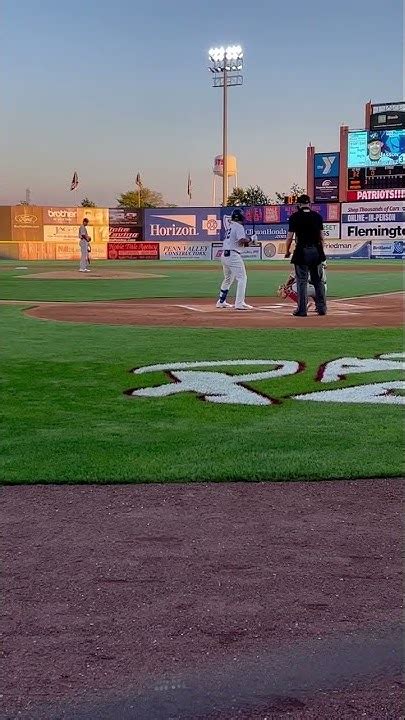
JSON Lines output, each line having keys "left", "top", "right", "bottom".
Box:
{"left": 20, "top": 270, "right": 167, "bottom": 280}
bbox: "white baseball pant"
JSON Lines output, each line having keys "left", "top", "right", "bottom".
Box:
{"left": 79, "top": 239, "right": 89, "bottom": 270}
{"left": 220, "top": 251, "right": 247, "bottom": 307}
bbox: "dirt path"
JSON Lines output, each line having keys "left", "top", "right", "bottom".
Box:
{"left": 1, "top": 479, "right": 403, "bottom": 719}
{"left": 20, "top": 270, "right": 167, "bottom": 280}
{"left": 24, "top": 292, "right": 404, "bottom": 329}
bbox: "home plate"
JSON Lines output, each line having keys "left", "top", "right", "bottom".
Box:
{"left": 256, "top": 304, "right": 287, "bottom": 310}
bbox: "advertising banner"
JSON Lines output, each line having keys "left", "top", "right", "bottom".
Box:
{"left": 77, "top": 208, "right": 108, "bottom": 226}
{"left": 341, "top": 200, "right": 405, "bottom": 222}
{"left": 19, "top": 242, "right": 57, "bottom": 260}
{"left": 342, "top": 223, "right": 405, "bottom": 240}
{"left": 222, "top": 204, "right": 339, "bottom": 227}
{"left": 0, "top": 207, "right": 11, "bottom": 241}
{"left": 314, "top": 153, "right": 340, "bottom": 178}
{"left": 323, "top": 239, "right": 370, "bottom": 259}
{"left": 341, "top": 200, "right": 405, "bottom": 241}
{"left": 12, "top": 206, "right": 43, "bottom": 242}
{"left": 314, "top": 177, "right": 339, "bottom": 202}
{"left": 261, "top": 241, "right": 287, "bottom": 260}
{"left": 219, "top": 206, "right": 270, "bottom": 225}
{"left": 109, "top": 209, "right": 142, "bottom": 226}
{"left": 347, "top": 188, "right": 405, "bottom": 201}
{"left": 371, "top": 103, "right": 405, "bottom": 130}
{"left": 43, "top": 207, "right": 78, "bottom": 225}
{"left": 144, "top": 208, "right": 220, "bottom": 242}
{"left": 92, "top": 226, "right": 109, "bottom": 243}
{"left": 43, "top": 225, "right": 88, "bottom": 242}
{"left": 279, "top": 203, "right": 341, "bottom": 223}
{"left": 0, "top": 242, "right": 19, "bottom": 259}
{"left": 159, "top": 242, "right": 211, "bottom": 260}
{"left": 246, "top": 224, "right": 289, "bottom": 240}
{"left": 371, "top": 240, "right": 404, "bottom": 258}
{"left": 88, "top": 243, "right": 107, "bottom": 260}
{"left": 107, "top": 242, "right": 159, "bottom": 260}
{"left": 220, "top": 204, "right": 341, "bottom": 225}
{"left": 323, "top": 223, "right": 341, "bottom": 239}
{"left": 211, "top": 243, "right": 262, "bottom": 261}
{"left": 109, "top": 226, "right": 143, "bottom": 241}
{"left": 54, "top": 244, "right": 80, "bottom": 261}
{"left": 263, "top": 206, "right": 281, "bottom": 223}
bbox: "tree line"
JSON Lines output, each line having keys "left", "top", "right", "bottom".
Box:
{"left": 78, "top": 183, "right": 306, "bottom": 209}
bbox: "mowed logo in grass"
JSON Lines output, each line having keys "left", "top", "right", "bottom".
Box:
{"left": 125, "top": 354, "right": 405, "bottom": 406}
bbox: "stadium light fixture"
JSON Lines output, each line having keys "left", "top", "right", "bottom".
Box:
{"left": 208, "top": 45, "right": 244, "bottom": 205}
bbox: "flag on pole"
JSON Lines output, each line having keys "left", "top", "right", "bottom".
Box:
{"left": 187, "top": 172, "right": 192, "bottom": 200}
{"left": 136, "top": 172, "right": 143, "bottom": 188}
{"left": 70, "top": 171, "right": 78, "bottom": 191}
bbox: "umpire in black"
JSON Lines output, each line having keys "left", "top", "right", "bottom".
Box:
{"left": 284, "top": 195, "right": 327, "bottom": 316}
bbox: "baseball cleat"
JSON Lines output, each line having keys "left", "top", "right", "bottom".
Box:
{"left": 216, "top": 301, "right": 232, "bottom": 308}
{"left": 234, "top": 303, "right": 253, "bottom": 310}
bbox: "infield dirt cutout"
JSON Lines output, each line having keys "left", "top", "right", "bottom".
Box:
{"left": 25, "top": 291, "right": 404, "bottom": 329}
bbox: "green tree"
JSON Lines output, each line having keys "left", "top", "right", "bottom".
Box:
{"left": 81, "top": 197, "right": 96, "bottom": 207}
{"left": 272, "top": 183, "right": 306, "bottom": 204}
{"left": 117, "top": 187, "right": 175, "bottom": 209}
{"left": 226, "top": 185, "right": 270, "bottom": 206}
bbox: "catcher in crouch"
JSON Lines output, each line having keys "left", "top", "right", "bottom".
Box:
{"left": 278, "top": 262, "right": 328, "bottom": 308}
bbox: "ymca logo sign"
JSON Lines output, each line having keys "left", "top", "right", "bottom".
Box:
{"left": 314, "top": 152, "right": 340, "bottom": 178}
{"left": 126, "top": 354, "right": 405, "bottom": 406}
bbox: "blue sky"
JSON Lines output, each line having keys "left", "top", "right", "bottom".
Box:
{"left": 0, "top": 0, "right": 403, "bottom": 207}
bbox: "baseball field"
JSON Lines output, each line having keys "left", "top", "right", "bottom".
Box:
{"left": 1, "top": 259, "right": 404, "bottom": 483}
{"left": 1, "top": 258, "right": 404, "bottom": 719}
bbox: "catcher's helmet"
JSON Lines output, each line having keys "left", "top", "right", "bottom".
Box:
{"left": 231, "top": 209, "right": 245, "bottom": 223}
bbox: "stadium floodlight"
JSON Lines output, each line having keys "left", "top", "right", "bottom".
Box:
{"left": 207, "top": 45, "right": 244, "bottom": 205}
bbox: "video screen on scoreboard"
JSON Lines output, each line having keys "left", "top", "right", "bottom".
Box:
{"left": 348, "top": 129, "right": 405, "bottom": 168}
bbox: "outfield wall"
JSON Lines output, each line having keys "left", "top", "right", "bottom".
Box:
{"left": 0, "top": 203, "right": 403, "bottom": 260}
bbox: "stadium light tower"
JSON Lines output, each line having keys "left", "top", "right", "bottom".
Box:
{"left": 208, "top": 45, "right": 243, "bottom": 206}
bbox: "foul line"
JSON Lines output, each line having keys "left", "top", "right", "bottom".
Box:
{"left": 176, "top": 304, "right": 205, "bottom": 313}
{"left": 336, "top": 290, "right": 404, "bottom": 301}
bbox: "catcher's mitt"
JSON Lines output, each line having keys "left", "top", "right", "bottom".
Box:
{"left": 277, "top": 284, "right": 288, "bottom": 299}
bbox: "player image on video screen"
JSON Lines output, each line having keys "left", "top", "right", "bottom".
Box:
{"left": 349, "top": 129, "right": 405, "bottom": 168}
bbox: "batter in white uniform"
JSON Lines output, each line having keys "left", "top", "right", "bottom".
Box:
{"left": 216, "top": 209, "right": 257, "bottom": 310}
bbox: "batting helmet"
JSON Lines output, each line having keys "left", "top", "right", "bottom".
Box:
{"left": 231, "top": 209, "right": 245, "bottom": 223}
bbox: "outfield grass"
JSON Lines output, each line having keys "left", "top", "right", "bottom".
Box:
{"left": 1, "top": 303, "right": 403, "bottom": 484}
{"left": 0, "top": 259, "right": 403, "bottom": 302}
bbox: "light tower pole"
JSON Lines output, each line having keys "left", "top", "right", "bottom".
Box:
{"left": 208, "top": 45, "right": 243, "bottom": 206}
